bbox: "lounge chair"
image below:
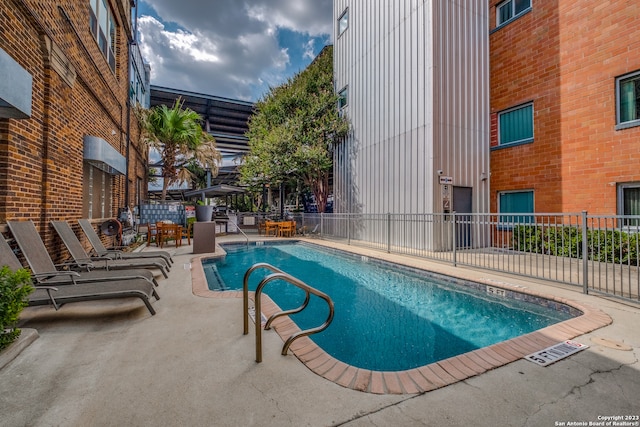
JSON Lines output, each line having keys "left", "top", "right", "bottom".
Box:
{"left": 6, "top": 220, "right": 160, "bottom": 287}
{"left": 303, "top": 223, "right": 321, "bottom": 236}
{"left": 78, "top": 219, "right": 173, "bottom": 266}
{"left": 48, "top": 221, "right": 170, "bottom": 278}
{"left": 0, "top": 232, "right": 159, "bottom": 315}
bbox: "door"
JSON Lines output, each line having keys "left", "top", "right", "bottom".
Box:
{"left": 453, "top": 186, "right": 472, "bottom": 248}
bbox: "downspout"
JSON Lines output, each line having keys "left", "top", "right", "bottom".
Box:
{"left": 124, "top": 1, "right": 139, "bottom": 209}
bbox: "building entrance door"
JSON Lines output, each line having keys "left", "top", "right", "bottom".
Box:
{"left": 453, "top": 186, "right": 472, "bottom": 248}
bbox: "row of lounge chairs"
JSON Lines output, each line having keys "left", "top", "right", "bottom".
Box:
{"left": 1, "top": 220, "right": 175, "bottom": 316}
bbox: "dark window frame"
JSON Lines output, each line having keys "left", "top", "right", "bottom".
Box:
{"left": 496, "top": 0, "right": 532, "bottom": 28}
{"left": 89, "top": 0, "right": 117, "bottom": 72}
{"left": 617, "top": 182, "right": 640, "bottom": 228}
{"left": 338, "top": 86, "right": 348, "bottom": 109}
{"left": 338, "top": 8, "right": 349, "bottom": 37}
{"left": 497, "top": 102, "right": 534, "bottom": 147}
{"left": 615, "top": 70, "right": 640, "bottom": 130}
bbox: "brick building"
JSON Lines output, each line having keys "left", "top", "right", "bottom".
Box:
{"left": 0, "top": 0, "right": 149, "bottom": 248}
{"left": 489, "top": 0, "right": 640, "bottom": 218}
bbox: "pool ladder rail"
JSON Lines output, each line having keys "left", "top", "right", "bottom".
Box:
{"left": 243, "top": 262, "right": 335, "bottom": 363}
{"left": 226, "top": 216, "right": 249, "bottom": 246}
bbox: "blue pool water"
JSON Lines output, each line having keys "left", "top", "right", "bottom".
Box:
{"left": 204, "top": 241, "right": 575, "bottom": 371}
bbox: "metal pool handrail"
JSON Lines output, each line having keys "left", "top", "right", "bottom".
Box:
{"left": 242, "top": 262, "right": 335, "bottom": 363}
{"left": 226, "top": 216, "right": 249, "bottom": 246}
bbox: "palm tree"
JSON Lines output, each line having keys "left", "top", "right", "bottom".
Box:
{"left": 140, "top": 99, "right": 221, "bottom": 200}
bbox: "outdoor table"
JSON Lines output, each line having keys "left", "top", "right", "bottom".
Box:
{"left": 156, "top": 222, "right": 182, "bottom": 248}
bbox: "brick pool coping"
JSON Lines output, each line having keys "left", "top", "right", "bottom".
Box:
{"left": 190, "top": 243, "right": 612, "bottom": 395}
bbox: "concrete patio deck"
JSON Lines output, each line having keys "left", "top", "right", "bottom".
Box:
{"left": 1, "top": 234, "right": 638, "bottom": 426}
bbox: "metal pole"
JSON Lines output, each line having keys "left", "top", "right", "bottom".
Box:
{"left": 279, "top": 182, "right": 284, "bottom": 219}
{"left": 452, "top": 211, "right": 457, "bottom": 267}
{"left": 387, "top": 212, "right": 391, "bottom": 253}
{"left": 582, "top": 210, "right": 589, "bottom": 294}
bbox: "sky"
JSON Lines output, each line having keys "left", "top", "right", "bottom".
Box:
{"left": 136, "top": 0, "right": 334, "bottom": 102}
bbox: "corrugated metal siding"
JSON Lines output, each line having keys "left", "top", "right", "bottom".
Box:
{"left": 333, "top": 0, "right": 489, "bottom": 216}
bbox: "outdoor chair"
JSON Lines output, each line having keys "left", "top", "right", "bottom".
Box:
{"left": 304, "top": 223, "right": 321, "bottom": 237}
{"left": 49, "top": 221, "right": 170, "bottom": 278}
{"left": 264, "top": 220, "right": 279, "bottom": 237}
{"left": 78, "top": 219, "right": 173, "bottom": 266}
{"left": 180, "top": 222, "right": 192, "bottom": 246}
{"left": 257, "top": 220, "right": 266, "bottom": 235}
{"left": 6, "top": 220, "right": 161, "bottom": 288}
{"left": 156, "top": 222, "right": 182, "bottom": 248}
{"left": 144, "top": 223, "right": 158, "bottom": 245}
{"left": 278, "top": 221, "right": 295, "bottom": 237}
{"left": 0, "top": 230, "right": 159, "bottom": 315}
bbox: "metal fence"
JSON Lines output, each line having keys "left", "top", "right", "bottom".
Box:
{"left": 240, "top": 212, "right": 639, "bottom": 303}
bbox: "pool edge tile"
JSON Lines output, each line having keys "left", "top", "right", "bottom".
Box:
{"left": 382, "top": 372, "right": 403, "bottom": 394}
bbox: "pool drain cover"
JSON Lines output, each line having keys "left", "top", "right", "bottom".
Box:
{"left": 525, "top": 340, "right": 589, "bottom": 366}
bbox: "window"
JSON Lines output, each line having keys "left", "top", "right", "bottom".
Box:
{"left": 338, "top": 8, "right": 349, "bottom": 36}
{"left": 616, "top": 71, "right": 640, "bottom": 129}
{"left": 499, "top": 190, "right": 534, "bottom": 225}
{"left": 130, "top": 46, "right": 148, "bottom": 107}
{"left": 338, "top": 86, "right": 348, "bottom": 109}
{"left": 83, "top": 163, "right": 113, "bottom": 219}
{"left": 498, "top": 103, "right": 533, "bottom": 146}
{"left": 618, "top": 183, "right": 640, "bottom": 227}
{"left": 89, "top": 0, "right": 116, "bottom": 72}
{"left": 497, "top": 0, "right": 531, "bottom": 26}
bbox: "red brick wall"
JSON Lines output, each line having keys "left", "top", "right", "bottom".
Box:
{"left": 489, "top": 0, "right": 640, "bottom": 214}
{"left": 0, "top": 0, "right": 147, "bottom": 257}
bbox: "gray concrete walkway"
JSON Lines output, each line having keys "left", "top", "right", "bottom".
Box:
{"left": 0, "top": 235, "right": 638, "bottom": 426}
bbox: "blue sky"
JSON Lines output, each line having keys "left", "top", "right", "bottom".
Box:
{"left": 136, "top": 0, "right": 333, "bottom": 102}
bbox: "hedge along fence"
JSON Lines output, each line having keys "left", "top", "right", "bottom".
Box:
{"left": 512, "top": 225, "right": 639, "bottom": 265}
{"left": 0, "top": 267, "right": 33, "bottom": 351}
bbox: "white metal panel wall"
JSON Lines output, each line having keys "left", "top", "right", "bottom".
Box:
{"left": 432, "top": 0, "right": 490, "bottom": 215}
{"left": 333, "top": 0, "right": 488, "bottom": 216}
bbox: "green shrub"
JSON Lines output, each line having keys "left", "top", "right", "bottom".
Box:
{"left": 512, "top": 225, "right": 544, "bottom": 253}
{"left": 588, "top": 230, "right": 639, "bottom": 264}
{"left": 545, "top": 225, "right": 582, "bottom": 258}
{"left": 0, "top": 266, "right": 33, "bottom": 351}
{"left": 512, "top": 224, "right": 639, "bottom": 265}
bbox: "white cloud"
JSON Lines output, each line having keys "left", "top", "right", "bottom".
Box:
{"left": 302, "top": 39, "right": 316, "bottom": 60}
{"left": 138, "top": 0, "right": 332, "bottom": 100}
{"left": 245, "top": 0, "right": 333, "bottom": 36}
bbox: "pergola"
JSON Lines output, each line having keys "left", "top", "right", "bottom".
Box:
{"left": 183, "top": 184, "right": 246, "bottom": 206}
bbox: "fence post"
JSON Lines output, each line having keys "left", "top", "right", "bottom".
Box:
{"left": 320, "top": 212, "right": 324, "bottom": 236}
{"left": 387, "top": 212, "right": 391, "bottom": 253}
{"left": 582, "top": 210, "right": 589, "bottom": 294}
{"left": 452, "top": 211, "right": 457, "bottom": 267}
{"left": 347, "top": 213, "right": 351, "bottom": 245}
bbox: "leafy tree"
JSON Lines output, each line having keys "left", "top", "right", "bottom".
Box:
{"left": 139, "top": 99, "right": 221, "bottom": 201}
{"left": 241, "top": 46, "right": 349, "bottom": 213}
{"left": 148, "top": 167, "right": 159, "bottom": 185}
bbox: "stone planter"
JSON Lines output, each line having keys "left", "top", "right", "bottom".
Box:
{"left": 195, "top": 205, "right": 214, "bottom": 222}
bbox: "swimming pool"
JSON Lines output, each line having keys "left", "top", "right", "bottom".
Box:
{"left": 203, "top": 241, "right": 578, "bottom": 371}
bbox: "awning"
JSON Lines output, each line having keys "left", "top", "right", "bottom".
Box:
{"left": 0, "top": 48, "right": 32, "bottom": 119}
{"left": 183, "top": 184, "right": 245, "bottom": 199}
{"left": 83, "top": 135, "right": 126, "bottom": 175}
